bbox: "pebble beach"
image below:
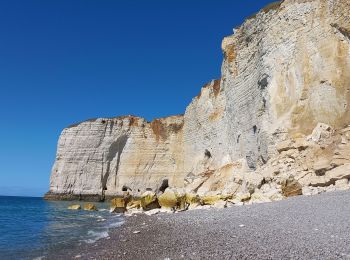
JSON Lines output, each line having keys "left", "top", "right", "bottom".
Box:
{"left": 48, "top": 190, "right": 350, "bottom": 260}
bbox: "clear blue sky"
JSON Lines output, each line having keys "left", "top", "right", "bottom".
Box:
{"left": 0, "top": 0, "right": 276, "bottom": 197}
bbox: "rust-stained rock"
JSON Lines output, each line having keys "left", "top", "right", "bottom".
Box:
{"left": 281, "top": 177, "right": 303, "bottom": 197}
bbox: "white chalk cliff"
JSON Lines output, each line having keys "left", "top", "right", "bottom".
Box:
{"left": 46, "top": 0, "right": 350, "bottom": 202}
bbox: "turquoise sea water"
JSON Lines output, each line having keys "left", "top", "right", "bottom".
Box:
{"left": 0, "top": 196, "right": 124, "bottom": 259}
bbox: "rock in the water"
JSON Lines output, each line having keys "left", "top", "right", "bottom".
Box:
{"left": 281, "top": 177, "right": 302, "bottom": 197}
{"left": 68, "top": 204, "right": 81, "bottom": 210}
{"left": 83, "top": 203, "right": 97, "bottom": 211}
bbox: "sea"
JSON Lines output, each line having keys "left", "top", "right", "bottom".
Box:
{"left": 0, "top": 196, "right": 124, "bottom": 259}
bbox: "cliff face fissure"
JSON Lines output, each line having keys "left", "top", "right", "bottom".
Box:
{"left": 47, "top": 0, "right": 350, "bottom": 201}
{"left": 101, "top": 135, "right": 128, "bottom": 193}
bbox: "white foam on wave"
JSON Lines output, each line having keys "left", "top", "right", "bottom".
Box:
{"left": 81, "top": 212, "right": 124, "bottom": 244}
{"left": 84, "top": 230, "right": 109, "bottom": 244}
{"left": 32, "top": 257, "right": 45, "bottom": 260}
{"left": 108, "top": 220, "right": 124, "bottom": 228}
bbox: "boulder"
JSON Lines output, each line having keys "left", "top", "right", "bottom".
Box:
{"left": 67, "top": 204, "right": 81, "bottom": 210}
{"left": 293, "top": 138, "right": 309, "bottom": 151}
{"left": 313, "top": 158, "right": 332, "bottom": 176}
{"left": 158, "top": 189, "right": 178, "bottom": 210}
{"left": 309, "top": 176, "right": 332, "bottom": 187}
{"left": 127, "top": 198, "right": 142, "bottom": 210}
{"left": 229, "top": 192, "right": 251, "bottom": 204}
{"left": 245, "top": 173, "right": 264, "bottom": 194}
{"left": 174, "top": 191, "right": 187, "bottom": 211}
{"left": 233, "top": 172, "right": 264, "bottom": 194}
{"left": 326, "top": 164, "right": 350, "bottom": 183}
{"left": 335, "top": 179, "right": 349, "bottom": 190}
{"left": 308, "top": 123, "right": 333, "bottom": 144}
{"left": 140, "top": 191, "right": 160, "bottom": 211}
{"left": 110, "top": 197, "right": 127, "bottom": 213}
{"left": 281, "top": 176, "right": 302, "bottom": 197}
{"left": 277, "top": 140, "right": 294, "bottom": 153}
{"left": 250, "top": 193, "right": 271, "bottom": 204}
{"left": 185, "top": 193, "right": 201, "bottom": 209}
{"left": 236, "top": 192, "right": 251, "bottom": 202}
{"left": 83, "top": 203, "right": 97, "bottom": 211}
{"left": 331, "top": 156, "right": 350, "bottom": 167}
{"left": 213, "top": 200, "right": 227, "bottom": 209}
{"left": 201, "top": 193, "right": 222, "bottom": 205}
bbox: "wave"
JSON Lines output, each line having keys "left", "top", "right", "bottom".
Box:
{"left": 84, "top": 230, "right": 109, "bottom": 243}
{"left": 108, "top": 220, "right": 124, "bottom": 228}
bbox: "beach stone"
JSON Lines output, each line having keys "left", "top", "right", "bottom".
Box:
{"left": 68, "top": 204, "right": 81, "bottom": 210}
{"left": 281, "top": 176, "right": 302, "bottom": 197}
{"left": 83, "top": 203, "right": 97, "bottom": 211}
{"left": 140, "top": 191, "right": 160, "bottom": 211}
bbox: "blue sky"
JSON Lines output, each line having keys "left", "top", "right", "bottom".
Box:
{"left": 0, "top": 0, "right": 276, "bottom": 197}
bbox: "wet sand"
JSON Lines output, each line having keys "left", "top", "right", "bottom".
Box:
{"left": 49, "top": 191, "right": 350, "bottom": 260}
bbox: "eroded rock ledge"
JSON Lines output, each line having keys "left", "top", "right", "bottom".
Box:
{"left": 46, "top": 0, "right": 350, "bottom": 207}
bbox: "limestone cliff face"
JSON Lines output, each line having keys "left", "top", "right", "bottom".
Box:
{"left": 221, "top": 0, "right": 350, "bottom": 168}
{"left": 48, "top": 116, "right": 184, "bottom": 199}
{"left": 46, "top": 0, "right": 350, "bottom": 201}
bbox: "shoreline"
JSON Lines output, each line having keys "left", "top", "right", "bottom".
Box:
{"left": 46, "top": 190, "right": 350, "bottom": 260}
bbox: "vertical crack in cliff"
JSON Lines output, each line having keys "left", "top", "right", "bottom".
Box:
{"left": 101, "top": 135, "right": 128, "bottom": 195}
